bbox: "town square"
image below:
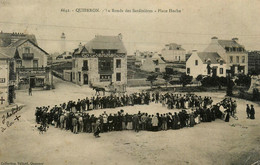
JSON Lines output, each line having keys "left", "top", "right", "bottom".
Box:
{"left": 0, "top": 0, "right": 260, "bottom": 165}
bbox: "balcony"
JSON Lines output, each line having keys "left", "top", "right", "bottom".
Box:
{"left": 22, "top": 53, "right": 34, "bottom": 60}
{"left": 82, "top": 66, "right": 89, "bottom": 71}
{"left": 16, "top": 67, "right": 46, "bottom": 72}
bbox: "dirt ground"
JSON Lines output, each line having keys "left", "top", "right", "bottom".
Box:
{"left": 0, "top": 78, "right": 260, "bottom": 165}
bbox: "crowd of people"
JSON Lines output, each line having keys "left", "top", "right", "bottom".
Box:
{"left": 35, "top": 92, "right": 238, "bottom": 137}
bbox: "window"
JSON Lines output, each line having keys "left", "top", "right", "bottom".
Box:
{"left": 73, "top": 72, "right": 75, "bottom": 80}
{"left": 100, "top": 75, "right": 112, "bottom": 82}
{"left": 116, "top": 73, "right": 121, "bottom": 81}
{"left": 33, "top": 60, "right": 38, "bottom": 68}
{"left": 83, "top": 60, "right": 88, "bottom": 71}
{"left": 78, "top": 72, "right": 81, "bottom": 82}
{"left": 99, "top": 58, "right": 113, "bottom": 71}
{"left": 187, "top": 68, "right": 190, "bottom": 74}
{"left": 116, "top": 59, "right": 121, "bottom": 68}
{"left": 230, "top": 56, "right": 233, "bottom": 63}
{"left": 219, "top": 68, "right": 223, "bottom": 74}
{"left": 225, "top": 47, "right": 230, "bottom": 52}
{"left": 155, "top": 68, "right": 160, "bottom": 72}
{"left": 242, "top": 56, "right": 245, "bottom": 63}
{"left": 236, "top": 56, "right": 239, "bottom": 63}
{"left": 195, "top": 60, "right": 198, "bottom": 66}
{"left": 24, "top": 47, "right": 30, "bottom": 53}
{"left": 16, "top": 60, "right": 22, "bottom": 68}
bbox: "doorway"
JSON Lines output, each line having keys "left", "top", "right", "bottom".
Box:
{"left": 8, "top": 85, "right": 15, "bottom": 104}
{"left": 30, "top": 77, "right": 36, "bottom": 88}
{"left": 83, "top": 74, "right": 88, "bottom": 84}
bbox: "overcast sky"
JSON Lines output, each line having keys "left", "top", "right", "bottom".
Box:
{"left": 0, "top": 0, "right": 260, "bottom": 54}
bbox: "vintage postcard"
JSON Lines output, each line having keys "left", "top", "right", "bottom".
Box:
{"left": 0, "top": 0, "right": 260, "bottom": 165}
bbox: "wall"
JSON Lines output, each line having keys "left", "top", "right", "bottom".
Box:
{"left": 161, "top": 49, "right": 186, "bottom": 62}
{"left": 63, "top": 70, "right": 72, "bottom": 81}
{"left": 72, "top": 56, "right": 127, "bottom": 86}
{"left": 204, "top": 40, "right": 248, "bottom": 74}
{"left": 186, "top": 53, "right": 207, "bottom": 78}
{"left": 0, "top": 60, "right": 10, "bottom": 107}
{"left": 140, "top": 58, "right": 155, "bottom": 72}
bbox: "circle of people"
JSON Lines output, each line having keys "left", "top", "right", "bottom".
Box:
{"left": 35, "top": 92, "right": 239, "bottom": 136}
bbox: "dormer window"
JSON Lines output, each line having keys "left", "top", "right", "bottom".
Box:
{"left": 24, "top": 47, "right": 30, "bottom": 53}
{"left": 225, "top": 47, "right": 230, "bottom": 52}
{"left": 220, "top": 59, "right": 223, "bottom": 65}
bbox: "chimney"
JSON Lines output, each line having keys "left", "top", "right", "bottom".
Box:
{"left": 79, "top": 42, "right": 82, "bottom": 50}
{"left": 232, "top": 38, "right": 238, "bottom": 42}
{"left": 211, "top": 36, "right": 218, "bottom": 44}
{"left": 118, "top": 33, "right": 122, "bottom": 40}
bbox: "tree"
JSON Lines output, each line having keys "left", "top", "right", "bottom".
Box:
{"left": 226, "top": 76, "right": 235, "bottom": 96}
{"left": 196, "top": 75, "right": 203, "bottom": 86}
{"left": 146, "top": 72, "right": 158, "bottom": 89}
{"left": 179, "top": 74, "right": 193, "bottom": 87}
{"left": 234, "top": 74, "right": 251, "bottom": 87}
{"left": 162, "top": 72, "right": 172, "bottom": 88}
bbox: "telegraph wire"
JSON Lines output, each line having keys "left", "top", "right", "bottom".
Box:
{"left": 1, "top": 21, "right": 260, "bottom": 37}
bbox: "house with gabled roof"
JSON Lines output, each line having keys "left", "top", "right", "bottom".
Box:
{"left": 65, "top": 34, "right": 127, "bottom": 91}
{"left": 186, "top": 51, "right": 226, "bottom": 78}
{"left": 0, "top": 31, "right": 51, "bottom": 89}
{"left": 140, "top": 52, "right": 167, "bottom": 73}
{"left": 161, "top": 43, "right": 186, "bottom": 62}
{"left": 0, "top": 31, "right": 37, "bottom": 47}
{"left": 204, "top": 37, "right": 248, "bottom": 76}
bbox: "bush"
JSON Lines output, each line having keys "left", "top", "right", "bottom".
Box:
{"left": 196, "top": 75, "right": 203, "bottom": 82}
{"left": 235, "top": 74, "right": 251, "bottom": 87}
{"left": 201, "top": 76, "right": 227, "bottom": 87}
{"left": 253, "top": 88, "right": 260, "bottom": 101}
{"left": 179, "top": 74, "right": 193, "bottom": 87}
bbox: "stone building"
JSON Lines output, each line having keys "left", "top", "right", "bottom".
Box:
{"left": 64, "top": 34, "right": 127, "bottom": 90}
{"left": 0, "top": 32, "right": 51, "bottom": 89}
{"left": 161, "top": 43, "right": 186, "bottom": 62}
{"left": 140, "top": 53, "right": 166, "bottom": 73}
{"left": 248, "top": 51, "right": 260, "bottom": 74}
{"left": 204, "top": 37, "right": 248, "bottom": 76}
{"left": 186, "top": 51, "right": 226, "bottom": 78}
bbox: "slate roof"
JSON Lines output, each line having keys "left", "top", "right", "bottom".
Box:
{"left": 8, "top": 39, "right": 48, "bottom": 55}
{"left": 0, "top": 32, "right": 37, "bottom": 47}
{"left": 218, "top": 40, "right": 244, "bottom": 48}
{"left": 197, "top": 52, "right": 225, "bottom": 64}
{"left": 84, "top": 35, "right": 127, "bottom": 54}
{"left": 0, "top": 47, "right": 17, "bottom": 59}
{"left": 163, "top": 43, "right": 185, "bottom": 51}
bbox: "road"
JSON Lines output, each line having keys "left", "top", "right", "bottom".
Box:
{"left": 0, "top": 77, "right": 259, "bottom": 165}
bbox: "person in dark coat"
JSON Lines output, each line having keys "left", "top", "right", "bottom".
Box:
{"left": 132, "top": 114, "right": 140, "bottom": 132}
{"left": 246, "top": 104, "right": 250, "bottom": 119}
{"left": 250, "top": 105, "right": 255, "bottom": 119}
{"left": 225, "top": 108, "right": 230, "bottom": 122}
{"left": 172, "top": 112, "right": 180, "bottom": 130}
